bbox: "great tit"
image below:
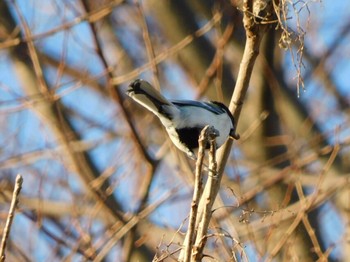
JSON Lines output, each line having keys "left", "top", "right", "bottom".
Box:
{"left": 126, "top": 79, "right": 235, "bottom": 159}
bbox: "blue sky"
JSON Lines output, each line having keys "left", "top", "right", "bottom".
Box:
{"left": 1, "top": 0, "right": 349, "bottom": 260}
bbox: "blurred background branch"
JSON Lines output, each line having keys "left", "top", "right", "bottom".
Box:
{"left": 0, "top": 0, "right": 349, "bottom": 261}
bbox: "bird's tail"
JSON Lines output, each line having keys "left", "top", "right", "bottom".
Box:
{"left": 126, "top": 79, "right": 175, "bottom": 118}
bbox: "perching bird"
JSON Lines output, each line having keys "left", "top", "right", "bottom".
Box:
{"left": 126, "top": 79, "right": 235, "bottom": 159}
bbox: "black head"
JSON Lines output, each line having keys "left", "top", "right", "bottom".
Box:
{"left": 127, "top": 79, "right": 143, "bottom": 94}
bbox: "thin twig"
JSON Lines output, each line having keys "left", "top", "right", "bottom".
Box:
{"left": 112, "top": 12, "right": 222, "bottom": 85}
{"left": 93, "top": 187, "right": 179, "bottom": 262}
{"left": 195, "top": 20, "right": 235, "bottom": 99}
{"left": 135, "top": 0, "right": 161, "bottom": 91}
{"left": 183, "top": 126, "right": 212, "bottom": 262}
{"left": 193, "top": 128, "right": 218, "bottom": 261}
{"left": 0, "top": 0, "right": 124, "bottom": 50}
{"left": 81, "top": 0, "right": 157, "bottom": 167}
{"left": 11, "top": 0, "right": 125, "bottom": 223}
{"left": 0, "top": 174, "right": 23, "bottom": 262}
{"left": 266, "top": 144, "right": 340, "bottom": 261}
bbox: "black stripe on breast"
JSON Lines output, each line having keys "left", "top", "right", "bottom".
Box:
{"left": 176, "top": 127, "right": 210, "bottom": 150}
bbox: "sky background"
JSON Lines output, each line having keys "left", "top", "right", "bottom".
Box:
{"left": 1, "top": 0, "right": 349, "bottom": 261}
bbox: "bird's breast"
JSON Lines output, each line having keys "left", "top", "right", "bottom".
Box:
{"left": 170, "top": 106, "right": 232, "bottom": 148}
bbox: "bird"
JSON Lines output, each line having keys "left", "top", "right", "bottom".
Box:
{"left": 126, "top": 79, "right": 235, "bottom": 159}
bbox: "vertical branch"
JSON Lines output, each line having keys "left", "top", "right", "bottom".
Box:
{"left": 193, "top": 129, "right": 218, "bottom": 261}
{"left": 80, "top": 2, "right": 160, "bottom": 261}
{"left": 135, "top": 1, "right": 161, "bottom": 90}
{"left": 197, "top": 0, "right": 272, "bottom": 215}
{"left": 80, "top": 0, "right": 159, "bottom": 210}
{"left": 217, "top": 0, "right": 270, "bottom": 173}
{"left": 80, "top": 1, "right": 157, "bottom": 168}
{"left": 0, "top": 175, "right": 23, "bottom": 262}
{"left": 10, "top": 1, "right": 125, "bottom": 223}
{"left": 183, "top": 126, "right": 210, "bottom": 262}
{"left": 187, "top": 0, "right": 275, "bottom": 259}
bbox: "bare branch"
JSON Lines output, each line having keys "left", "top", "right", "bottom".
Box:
{"left": 0, "top": 175, "right": 23, "bottom": 262}
{"left": 181, "top": 125, "right": 218, "bottom": 262}
{"left": 193, "top": 127, "right": 219, "bottom": 261}
{"left": 190, "top": 1, "right": 274, "bottom": 259}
